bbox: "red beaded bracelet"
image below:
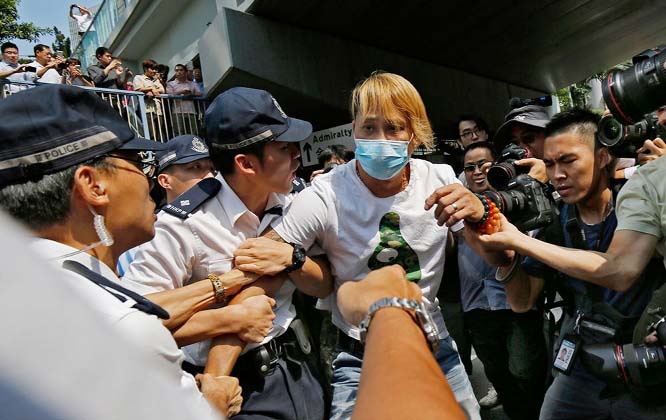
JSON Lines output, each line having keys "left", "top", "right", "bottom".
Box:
{"left": 472, "top": 196, "right": 501, "bottom": 234}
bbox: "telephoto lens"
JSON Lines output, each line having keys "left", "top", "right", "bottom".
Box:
{"left": 602, "top": 46, "right": 666, "bottom": 125}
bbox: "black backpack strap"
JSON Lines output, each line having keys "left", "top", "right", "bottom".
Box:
{"left": 62, "top": 260, "right": 170, "bottom": 320}
{"left": 162, "top": 177, "right": 222, "bottom": 219}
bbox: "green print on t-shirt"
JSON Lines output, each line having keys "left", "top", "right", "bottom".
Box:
{"left": 367, "top": 212, "right": 422, "bottom": 282}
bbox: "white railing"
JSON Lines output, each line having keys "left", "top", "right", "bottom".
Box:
{"left": 0, "top": 79, "right": 208, "bottom": 142}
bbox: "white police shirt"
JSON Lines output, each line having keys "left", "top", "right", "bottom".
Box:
{"left": 120, "top": 174, "right": 296, "bottom": 366}
{"left": 31, "top": 239, "right": 218, "bottom": 418}
{"left": 274, "top": 159, "right": 462, "bottom": 341}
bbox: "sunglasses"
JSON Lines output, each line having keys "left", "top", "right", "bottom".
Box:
{"left": 463, "top": 159, "right": 490, "bottom": 173}
{"left": 103, "top": 152, "right": 158, "bottom": 179}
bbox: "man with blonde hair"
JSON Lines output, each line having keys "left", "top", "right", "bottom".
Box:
{"left": 233, "top": 71, "right": 484, "bottom": 419}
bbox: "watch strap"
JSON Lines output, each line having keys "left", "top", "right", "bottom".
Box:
{"left": 358, "top": 297, "right": 439, "bottom": 354}
{"left": 285, "top": 243, "right": 306, "bottom": 273}
{"left": 208, "top": 273, "right": 228, "bottom": 305}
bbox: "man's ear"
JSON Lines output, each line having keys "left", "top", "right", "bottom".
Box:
{"left": 598, "top": 146, "right": 611, "bottom": 169}
{"left": 157, "top": 173, "right": 170, "bottom": 190}
{"left": 72, "top": 165, "right": 110, "bottom": 207}
{"left": 234, "top": 154, "right": 258, "bottom": 176}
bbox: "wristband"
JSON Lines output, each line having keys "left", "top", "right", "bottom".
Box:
{"left": 495, "top": 253, "right": 521, "bottom": 284}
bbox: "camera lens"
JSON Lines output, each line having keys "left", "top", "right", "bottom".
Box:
{"left": 487, "top": 163, "right": 516, "bottom": 190}
{"left": 598, "top": 116, "right": 624, "bottom": 147}
{"left": 602, "top": 47, "right": 666, "bottom": 124}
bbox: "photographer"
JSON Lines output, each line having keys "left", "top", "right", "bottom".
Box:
{"left": 494, "top": 105, "right": 551, "bottom": 183}
{"left": 0, "top": 42, "right": 34, "bottom": 88}
{"left": 473, "top": 109, "right": 664, "bottom": 419}
{"left": 61, "top": 57, "right": 94, "bottom": 87}
{"left": 88, "top": 47, "right": 129, "bottom": 89}
{"left": 28, "top": 44, "right": 64, "bottom": 84}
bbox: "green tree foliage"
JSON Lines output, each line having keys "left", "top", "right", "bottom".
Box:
{"left": 51, "top": 26, "right": 71, "bottom": 58}
{"left": 0, "top": 0, "right": 53, "bottom": 43}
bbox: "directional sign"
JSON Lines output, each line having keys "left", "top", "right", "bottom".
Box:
{"left": 300, "top": 123, "right": 355, "bottom": 167}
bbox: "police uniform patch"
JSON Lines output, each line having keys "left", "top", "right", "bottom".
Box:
{"left": 271, "top": 97, "right": 288, "bottom": 118}
{"left": 162, "top": 177, "right": 221, "bottom": 219}
{"left": 191, "top": 137, "right": 208, "bottom": 153}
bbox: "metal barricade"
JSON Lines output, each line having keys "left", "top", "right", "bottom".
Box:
{"left": 0, "top": 79, "right": 209, "bottom": 142}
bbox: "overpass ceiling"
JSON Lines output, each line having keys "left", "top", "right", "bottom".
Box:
{"left": 244, "top": 0, "right": 666, "bottom": 93}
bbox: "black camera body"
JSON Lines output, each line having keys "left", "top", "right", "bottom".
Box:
{"left": 597, "top": 112, "right": 666, "bottom": 157}
{"left": 487, "top": 143, "right": 531, "bottom": 190}
{"left": 482, "top": 144, "right": 558, "bottom": 232}
{"left": 482, "top": 175, "right": 558, "bottom": 232}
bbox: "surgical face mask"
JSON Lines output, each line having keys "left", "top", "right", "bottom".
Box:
{"left": 354, "top": 137, "right": 411, "bottom": 180}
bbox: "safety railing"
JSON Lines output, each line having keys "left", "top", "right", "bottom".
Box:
{"left": 0, "top": 79, "right": 208, "bottom": 142}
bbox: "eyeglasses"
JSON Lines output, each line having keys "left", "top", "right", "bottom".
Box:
{"left": 102, "top": 152, "right": 158, "bottom": 179}
{"left": 460, "top": 127, "right": 485, "bottom": 140}
{"left": 463, "top": 159, "right": 490, "bottom": 173}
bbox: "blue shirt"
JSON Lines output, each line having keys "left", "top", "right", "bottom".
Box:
{"left": 522, "top": 204, "right": 654, "bottom": 318}
{"left": 458, "top": 240, "right": 511, "bottom": 312}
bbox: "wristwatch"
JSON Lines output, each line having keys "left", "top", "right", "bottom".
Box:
{"left": 358, "top": 297, "right": 439, "bottom": 354}
{"left": 284, "top": 243, "right": 306, "bottom": 273}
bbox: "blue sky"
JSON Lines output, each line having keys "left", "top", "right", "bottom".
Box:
{"left": 13, "top": 0, "right": 98, "bottom": 58}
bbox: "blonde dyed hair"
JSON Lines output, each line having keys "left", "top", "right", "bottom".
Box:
{"left": 350, "top": 71, "right": 435, "bottom": 149}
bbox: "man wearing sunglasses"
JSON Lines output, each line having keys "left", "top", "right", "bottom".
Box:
{"left": 0, "top": 85, "right": 242, "bottom": 418}
{"left": 458, "top": 141, "right": 547, "bottom": 419}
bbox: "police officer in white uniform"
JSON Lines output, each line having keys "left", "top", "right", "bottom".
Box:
{"left": 0, "top": 84, "right": 242, "bottom": 418}
{"left": 121, "top": 87, "right": 330, "bottom": 419}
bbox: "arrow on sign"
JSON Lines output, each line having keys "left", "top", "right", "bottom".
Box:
{"left": 303, "top": 142, "right": 312, "bottom": 162}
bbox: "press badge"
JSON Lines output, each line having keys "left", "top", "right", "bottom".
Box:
{"left": 553, "top": 334, "right": 580, "bottom": 375}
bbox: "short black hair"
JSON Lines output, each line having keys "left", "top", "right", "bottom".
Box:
{"left": 34, "top": 44, "right": 50, "bottom": 55}
{"left": 208, "top": 141, "right": 266, "bottom": 176}
{"left": 463, "top": 141, "right": 496, "bottom": 160}
{"left": 457, "top": 114, "right": 490, "bottom": 135}
{"left": 1, "top": 42, "right": 18, "bottom": 53}
{"left": 142, "top": 59, "right": 158, "bottom": 70}
{"left": 95, "top": 47, "right": 110, "bottom": 58}
{"left": 174, "top": 63, "right": 187, "bottom": 71}
{"left": 318, "top": 145, "right": 349, "bottom": 166}
{"left": 544, "top": 108, "right": 600, "bottom": 138}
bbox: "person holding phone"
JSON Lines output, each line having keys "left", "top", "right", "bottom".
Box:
{"left": 0, "top": 42, "right": 35, "bottom": 91}
{"left": 62, "top": 57, "right": 94, "bottom": 87}
{"left": 28, "top": 44, "right": 64, "bottom": 84}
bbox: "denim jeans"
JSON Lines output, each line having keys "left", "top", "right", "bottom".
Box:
{"left": 329, "top": 336, "right": 480, "bottom": 420}
{"left": 539, "top": 366, "right": 666, "bottom": 420}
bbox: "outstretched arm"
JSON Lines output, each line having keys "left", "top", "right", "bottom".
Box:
{"left": 234, "top": 227, "right": 333, "bottom": 299}
{"left": 478, "top": 214, "right": 657, "bottom": 292}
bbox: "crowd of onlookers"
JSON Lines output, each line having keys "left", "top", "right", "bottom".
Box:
{"left": 0, "top": 41, "right": 205, "bottom": 95}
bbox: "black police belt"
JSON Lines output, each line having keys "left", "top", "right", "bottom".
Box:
{"left": 236, "top": 328, "right": 305, "bottom": 377}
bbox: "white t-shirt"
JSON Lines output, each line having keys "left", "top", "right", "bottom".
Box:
{"left": 72, "top": 13, "right": 94, "bottom": 33}
{"left": 274, "top": 159, "right": 462, "bottom": 340}
{"left": 29, "top": 60, "right": 62, "bottom": 84}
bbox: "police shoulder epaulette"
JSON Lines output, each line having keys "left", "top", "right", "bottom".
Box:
{"left": 162, "top": 177, "right": 222, "bottom": 219}
{"left": 291, "top": 176, "right": 306, "bottom": 193}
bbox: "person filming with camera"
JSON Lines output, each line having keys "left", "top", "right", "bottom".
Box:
{"left": 469, "top": 108, "right": 666, "bottom": 419}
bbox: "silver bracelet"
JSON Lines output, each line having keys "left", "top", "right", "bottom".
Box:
{"left": 495, "top": 253, "right": 521, "bottom": 284}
